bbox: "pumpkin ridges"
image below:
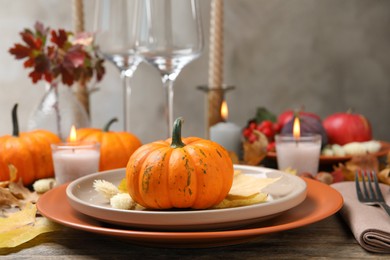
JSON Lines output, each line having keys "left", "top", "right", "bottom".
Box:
{"left": 19, "top": 133, "right": 45, "bottom": 180}
{"left": 0, "top": 137, "right": 35, "bottom": 185}
{"left": 190, "top": 143, "right": 233, "bottom": 208}
{"left": 30, "top": 130, "right": 61, "bottom": 179}
{"left": 166, "top": 147, "right": 197, "bottom": 208}
{"left": 215, "top": 146, "right": 234, "bottom": 203}
{"left": 141, "top": 147, "right": 173, "bottom": 209}
{"left": 127, "top": 138, "right": 234, "bottom": 209}
{"left": 39, "top": 131, "right": 61, "bottom": 178}
{"left": 0, "top": 137, "right": 11, "bottom": 182}
{"left": 127, "top": 143, "right": 161, "bottom": 207}
{"left": 115, "top": 132, "right": 142, "bottom": 166}
{"left": 182, "top": 137, "right": 203, "bottom": 145}
{"left": 75, "top": 128, "right": 141, "bottom": 171}
{"left": 183, "top": 145, "right": 215, "bottom": 209}
{"left": 126, "top": 118, "right": 234, "bottom": 210}
{"left": 101, "top": 132, "right": 125, "bottom": 170}
{"left": 189, "top": 140, "right": 234, "bottom": 207}
{"left": 0, "top": 105, "right": 60, "bottom": 185}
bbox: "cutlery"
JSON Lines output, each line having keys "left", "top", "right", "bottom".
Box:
{"left": 355, "top": 170, "right": 390, "bottom": 217}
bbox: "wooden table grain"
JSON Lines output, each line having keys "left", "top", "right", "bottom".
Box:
{"left": 1, "top": 214, "right": 388, "bottom": 259}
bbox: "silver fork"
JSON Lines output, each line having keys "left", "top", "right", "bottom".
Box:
{"left": 355, "top": 170, "right": 390, "bottom": 217}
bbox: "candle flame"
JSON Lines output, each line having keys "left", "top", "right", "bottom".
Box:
{"left": 69, "top": 125, "right": 77, "bottom": 142}
{"left": 221, "top": 100, "right": 228, "bottom": 121}
{"left": 293, "top": 117, "right": 300, "bottom": 139}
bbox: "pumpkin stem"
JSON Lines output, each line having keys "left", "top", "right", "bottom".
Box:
{"left": 171, "top": 117, "right": 186, "bottom": 148}
{"left": 12, "top": 104, "right": 19, "bottom": 137}
{"left": 103, "top": 118, "right": 118, "bottom": 132}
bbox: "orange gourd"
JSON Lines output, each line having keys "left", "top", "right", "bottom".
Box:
{"left": 74, "top": 118, "right": 141, "bottom": 171}
{"left": 0, "top": 104, "right": 61, "bottom": 185}
{"left": 126, "top": 118, "right": 234, "bottom": 210}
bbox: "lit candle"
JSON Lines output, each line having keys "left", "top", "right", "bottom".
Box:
{"left": 275, "top": 117, "right": 321, "bottom": 176}
{"left": 210, "top": 100, "right": 241, "bottom": 155}
{"left": 51, "top": 126, "right": 100, "bottom": 185}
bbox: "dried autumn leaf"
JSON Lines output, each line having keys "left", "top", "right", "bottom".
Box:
{"left": 0, "top": 203, "right": 36, "bottom": 233}
{"left": 0, "top": 217, "right": 59, "bottom": 248}
{"left": 0, "top": 187, "right": 21, "bottom": 208}
{"left": 333, "top": 155, "right": 380, "bottom": 181}
{"left": 333, "top": 163, "right": 355, "bottom": 182}
{"left": 0, "top": 181, "right": 10, "bottom": 188}
{"left": 346, "top": 155, "right": 379, "bottom": 172}
{"left": 8, "top": 164, "right": 18, "bottom": 182}
{"left": 0, "top": 203, "right": 60, "bottom": 248}
{"left": 243, "top": 130, "right": 268, "bottom": 166}
{"left": 378, "top": 168, "right": 390, "bottom": 185}
{"left": 9, "top": 179, "right": 39, "bottom": 204}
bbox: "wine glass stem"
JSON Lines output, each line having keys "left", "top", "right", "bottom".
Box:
{"left": 162, "top": 76, "right": 174, "bottom": 136}
{"left": 121, "top": 70, "right": 132, "bottom": 132}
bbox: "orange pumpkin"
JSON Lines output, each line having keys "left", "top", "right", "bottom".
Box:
{"left": 74, "top": 118, "right": 142, "bottom": 171}
{"left": 0, "top": 104, "right": 61, "bottom": 185}
{"left": 126, "top": 117, "right": 234, "bottom": 210}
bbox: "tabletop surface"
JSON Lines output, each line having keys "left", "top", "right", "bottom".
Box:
{"left": 1, "top": 214, "right": 388, "bottom": 259}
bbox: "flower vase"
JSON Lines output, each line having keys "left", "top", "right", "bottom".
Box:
{"left": 27, "top": 81, "right": 90, "bottom": 140}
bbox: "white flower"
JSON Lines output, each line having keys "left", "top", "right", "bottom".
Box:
{"left": 32, "top": 178, "right": 56, "bottom": 194}
{"left": 93, "top": 179, "right": 119, "bottom": 200}
{"left": 110, "top": 193, "right": 136, "bottom": 210}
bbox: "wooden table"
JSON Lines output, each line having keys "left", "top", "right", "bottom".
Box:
{"left": 1, "top": 214, "right": 388, "bottom": 259}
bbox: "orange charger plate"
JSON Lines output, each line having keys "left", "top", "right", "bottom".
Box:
{"left": 37, "top": 178, "right": 343, "bottom": 248}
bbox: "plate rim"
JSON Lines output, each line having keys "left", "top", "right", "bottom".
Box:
{"left": 64, "top": 165, "right": 307, "bottom": 229}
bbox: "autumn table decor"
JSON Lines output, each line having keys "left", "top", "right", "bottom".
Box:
{"left": 9, "top": 21, "right": 105, "bottom": 140}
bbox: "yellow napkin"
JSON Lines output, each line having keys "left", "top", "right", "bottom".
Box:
{"left": 331, "top": 181, "right": 390, "bottom": 253}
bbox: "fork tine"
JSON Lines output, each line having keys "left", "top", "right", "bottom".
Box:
{"left": 366, "top": 170, "right": 376, "bottom": 200}
{"left": 355, "top": 171, "right": 364, "bottom": 201}
{"left": 372, "top": 170, "right": 385, "bottom": 202}
{"left": 361, "top": 171, "right": 371, "bottom": 199}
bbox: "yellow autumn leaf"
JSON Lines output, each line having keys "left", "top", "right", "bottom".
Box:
{"left": 0, "top": 203, "right": 61, "bottom": 248}
{"left": 0, "top": 203, "right": 36, "bottom": 232}
{"left": 0, "top": 217, "right": 60, "bottom": 248}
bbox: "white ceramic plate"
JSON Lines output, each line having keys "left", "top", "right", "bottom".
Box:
{"left": 66, "top": 165, "right": 307, "bottom": 231}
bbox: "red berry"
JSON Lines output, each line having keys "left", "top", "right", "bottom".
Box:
{"left": 267, "top": 142, "right": 275, "bottom": 152}
{"left": 273, "top": 122, "right": 282, "bottom": 133}
{"left": 262, "top": 127, "right": 274, "bottom": 138}
{"left": 248, "top": 134, "right": 257, "bottom": 143}
{"left": 259, "top": 120, "right": 273, "bottom": 129}
{"left": 249, "top": 122, "right": 256, "bottom": 130}
{"left": 243, "top": 128, "right": 252, "bottom": 138}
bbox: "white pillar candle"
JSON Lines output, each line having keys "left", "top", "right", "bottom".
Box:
{"left": 275, "top": 134, "right": 321, "bottom": 176}
{"left": 51, "top": 142, "right": 100, "bottom": 185}
{"left": 208, "top": 0, "right": 224, "bottom": 88}
{"left": 210, "top": 121, "right": 241, "bottom": 155}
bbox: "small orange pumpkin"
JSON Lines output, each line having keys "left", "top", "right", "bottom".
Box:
{"left": 74, "top": 118, "right": 142, "bottom": 171}
{"left": 0, "top": 104, "right": 61, "bottom": 185}
{"left": 126, "top": 117, "right": 234, "bottom": 210}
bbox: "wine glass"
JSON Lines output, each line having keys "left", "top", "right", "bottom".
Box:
{"left": 135, "top": 0, "right": 203, "bottom": 136}
{"left": 94, "top": 0, "right": 142, "bottom": 132}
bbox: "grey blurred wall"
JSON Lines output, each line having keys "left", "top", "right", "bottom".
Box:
{"left": 1, "top": 0, "right": 389, "bottom": 143}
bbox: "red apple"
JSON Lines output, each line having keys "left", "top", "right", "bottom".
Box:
{"left": 323, "top": 112, "right": 372, "bottom": 145}
{"left": 278, "top": 109, "right": 321, "bottom": 128}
